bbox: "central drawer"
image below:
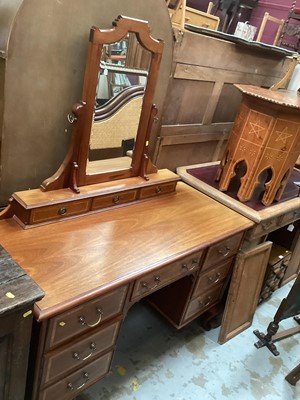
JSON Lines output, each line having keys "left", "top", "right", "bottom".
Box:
{"left": 45, "top": 285, "right": 128, "bottom": 350}
{"left": 42, "top": 319, "right": 121, "bottom": 385}
{"left": 131, "top": 250, "right": 203, "bottom": 301}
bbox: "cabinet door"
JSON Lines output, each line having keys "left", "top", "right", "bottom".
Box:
{"left": 218, "top": 241, "right": 272, "bottom": 344}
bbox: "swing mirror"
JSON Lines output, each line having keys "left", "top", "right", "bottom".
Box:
{"left": 41, "top": 16, "right": 164, "bottom": 191}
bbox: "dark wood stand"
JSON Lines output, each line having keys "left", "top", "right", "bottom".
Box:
{"left": 253, "top": 273, "right": 300, "bottom": 385}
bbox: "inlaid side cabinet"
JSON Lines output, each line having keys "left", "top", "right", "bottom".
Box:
{"left": 0, "top": 246, "right": 44, "bottom": 400}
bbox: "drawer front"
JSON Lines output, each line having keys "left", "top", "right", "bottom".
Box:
{"left": 42, "top": 320, "right": 121, "bottom": 385}
{"left": 202, "top": 232, "right": 243, "bottom": 271}
{"left": 277, "top": 209, "right": 300, "bottom": 227}
{"left": 193, "top": 258, "right": 233, "bottom": 299}
{"left": 46, "top": 285, "right": 128, "bottom": 349}
{"left": 139, "top": 182, "right": 176, "bottom": 199}
{"left": 91, "top": 190, "right": 137, "bottom": 210}
{"left": 40, "top": 351, "right": 113, "bottom": 400}
{"left": 184, "top": 284, "right": 224, "bottom": 321}
{"left": 131, "top": 250, "right": 203, "bottom": 301}
{"left": 31, "top": 200, "right": 90, "bottom": 224}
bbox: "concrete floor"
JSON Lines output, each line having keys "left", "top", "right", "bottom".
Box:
{"left": 76, "top": 281, "right": 300, "bottom": 400}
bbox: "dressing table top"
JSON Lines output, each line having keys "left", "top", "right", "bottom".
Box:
{"left": 0, "top": 183, "right": 253, "bottom": 321}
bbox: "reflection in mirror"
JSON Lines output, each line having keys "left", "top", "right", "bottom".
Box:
{"left": 87, "top": 32, "right": 151, "bottom": 175}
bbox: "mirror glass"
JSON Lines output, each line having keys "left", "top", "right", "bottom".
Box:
{"left": 87, "top": 32, "right": 151, "bottom": 175}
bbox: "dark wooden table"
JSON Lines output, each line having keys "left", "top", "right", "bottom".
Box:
{"left": 0, "top": 246, "right": 44, "bottom": 400}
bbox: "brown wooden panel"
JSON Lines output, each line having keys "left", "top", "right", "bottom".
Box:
{"left": 218, "top": 241, "right": 272, "bottom": 344}
{"left": 161, "top": 79, "right": 214, "bottom": 125}
{"left": 212, "top": 84, "right": 242, "bottom": 123}
{"left": 155, "top": 140, "right": 226, "bottom": 172}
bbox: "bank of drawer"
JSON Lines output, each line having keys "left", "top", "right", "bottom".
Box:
{"left": 42, "top": 319, "right": 121, "bottom": 385}
{"left": 193, "top": 258, "right": 233, "bottom": 299}
{"left": 91, "top": 190, "right": 137, "bottom": 210}
{"left": 184, "top": 284, "right": 224, "bottom": 321}
{"left": 131, "top": 250, "right": 203, "bottom": 301}
{"left": 202, "top": 232, "right": 243, "bottom": 271}
{"left": 40, "top": 351, "right": 113, "bottom": 400}
{"left": 139, "top": 182, "right": 176, "bottom": 199}
{"left": 30, "top": 199, "right": 90, "bottom": 224}
{"left": 46, "top": 285, "right": 128, "bottom": 350}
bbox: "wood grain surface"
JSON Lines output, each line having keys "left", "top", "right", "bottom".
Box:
{"left": 0, "top": 183, "right": 253, "bottom": 320}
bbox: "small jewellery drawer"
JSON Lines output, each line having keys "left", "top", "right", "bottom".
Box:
{"left": 131, "top": 250, "right": 203, "bottom": 301}
{"left": 184, "top": 284, "right": 224, "bottom": 321}
{"left": 202, "top": 232, "right": 243, "bottom": 271}
{"left": 139, "top": 181, "right": 177, "bottom": 199}
{"left": 193, "top": 258, "right": 233, "bottom": 299}
{"left": 30, "top": 200, "right": 90, "bottom": 224}
{"left": 42, "top": 320, "right": 121, "bottom": 385}
{"left": 46, "top": 285, "right": 128, "bottom": 350}
{"left": 91, "top": 190, "right": 137, "bottom": 210}
{"left": 40, "top": 351, "right": 113, "bottom": 400}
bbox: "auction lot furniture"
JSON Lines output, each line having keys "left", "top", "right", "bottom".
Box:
{"left": 216, "top": 85, "right": 300, "bottom": 206}
{"left": 0, "top": 183, "right": 253, "bottom": 399}
{"left": 0, "top": 16, "right": 256, "bottom": 399}
{"left": 178, "top": 162, "right": 300, "bottom": 300}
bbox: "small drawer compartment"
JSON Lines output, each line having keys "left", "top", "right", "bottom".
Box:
{"left": 46, "top": 285, "right": 128, "bottom": 350}
{"left": 42, "top": 319, "right": 121, "bottom": 385}
{"left": 139, "top": 182, "right": 176, "bottom": 199}
{"left": 184, "top": 284, "right": 224, "bottom": 321}
{"left": 131, "top": 250, "right": 203, "bottom": 301}
{"left": 40, "top": 351, "right": 113, "bottom": 400}
{"left": 202, "top": 232, "right": 243, "bottom": 271}
{"left": 91, "top": 190, "right": 137, "bottom": 210}
{"left": 193, "top": 258, "right": 233, "bottom": 299}
{"left": 31, "top": 200, "right": 90, "bottom": 224}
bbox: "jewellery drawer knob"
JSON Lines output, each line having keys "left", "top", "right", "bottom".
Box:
{"left": 112, "top": 195, "right": 120, "bottom": 204}
{"left": 155, "top": 186, "right": 162, "bottom": 194}
{"left": 58, "top": 206, "right": 68, "bottom": 215}
{"left": 78, "top": 308, "right": 103, "bottom": 328}
{"left": 67, "top": 372, "right": 89, "bottom": 391}
{"left": 141, "top": 276, "right": 161, "bottom": 291}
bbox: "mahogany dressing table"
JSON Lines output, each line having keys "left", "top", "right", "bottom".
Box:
{"left": 0, "top": 17, "right": 254, "bottom": 399}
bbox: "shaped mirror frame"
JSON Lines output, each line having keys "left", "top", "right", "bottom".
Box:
{"left": 41, "top": 16, "right": 164, "bottom": 192}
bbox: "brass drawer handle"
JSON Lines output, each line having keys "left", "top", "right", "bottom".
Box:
{"left": 155, "top": 186, "right": 162, "bottom": 194}
{"left": 67, "top": 372, "right": 89, "bottom": 391}
{"left": 58, "top": 206, "right": 68, "bottom": 215}
{"left": 199, "top": 296, "right": 212, "bottom": 308}
{"left": 141, "top": 276, "right": 161, "bottom": 291}
{"left": 218, "top": 246, "right": 231, "bottom": 257}
{"left": 73, "top": 342, "right": 97, "bottom": 361}
{"left": 182, "top": 259, "right": 199, "bottom": 272}
{"left": 78, "top": 308, "right": 103, "bottom": 328}
{"left": 208, "top": 272, "right": 221, "bottom": 284}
